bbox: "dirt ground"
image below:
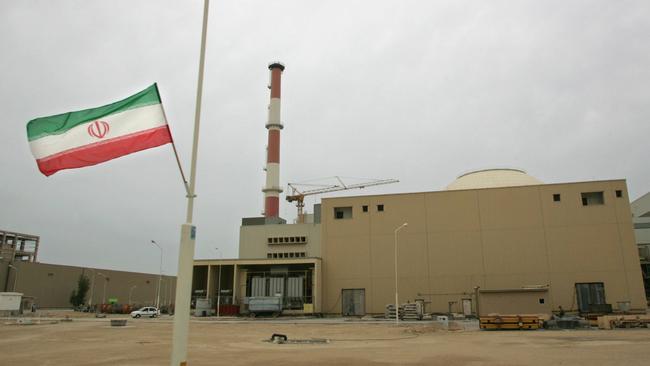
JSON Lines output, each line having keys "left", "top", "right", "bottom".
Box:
{"left": 2, "top": 313, "right": 650, "bottom": 366}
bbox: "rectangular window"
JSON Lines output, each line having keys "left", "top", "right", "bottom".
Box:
{"left": 267, "top": 238, "right": 273, "bottom": 244}
{"left": 300, "top": 252, "right": 306, "bottom": 257}
{"left": 334, "top": 206, "right": 353, "bottom": 219}
{"left": 273, "top": 253, "right": 278, "bottom": 258}
{"left": 362, "top": 205, "right": 368, "bottom": 212}
{"left": 615, "top": 190, "right": 622, "bottom": 198}
{"left": 273, "top": 237, "right": 279, "bottom": 243}
{"left": 267, "top": 253, "right": 273, "bottom": 259}
{"left": 581, "top": 191, "right": 604, "bottom": 206}
{"left": 377, "top": 204, "right": 384, "bottom": 212}
{"left": 553, "top": 194, "right": 561, "bottom": 202}
{"left": 301, "top": 236, "right": 307, "bottom": 243}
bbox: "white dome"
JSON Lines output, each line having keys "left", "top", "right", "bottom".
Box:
{"left": 446, "top": 169, "right": 542, "bottom": 191}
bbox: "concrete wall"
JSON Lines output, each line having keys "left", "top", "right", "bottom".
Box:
{"left": 321, "top": 180, "right": 646, "bottom": 314}
{"left": 0, "top": 261, "right": 176, "bottom": 308}
{"left": 239, "top": 223, "right": 321, "bottom": 259}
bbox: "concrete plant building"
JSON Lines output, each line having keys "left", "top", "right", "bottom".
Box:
{"left": 191, "top": 63, "right": 645, "bottom": 317}
{"left": 320, "top": 170, "right": 645, "bottom": 315}
{"left": 193, "top": 169, "right": 646, "bottom": 316}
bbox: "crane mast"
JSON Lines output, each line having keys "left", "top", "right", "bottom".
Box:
{"left": 286, "top": 177, "right": 399, "bottom": 223}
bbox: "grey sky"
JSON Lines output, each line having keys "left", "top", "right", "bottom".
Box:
{"left": 1, "top": 0, "right": 649, "bottom": 275}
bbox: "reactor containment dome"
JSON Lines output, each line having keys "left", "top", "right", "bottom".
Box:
{"left": 446, "top": 168, "right": 543, "bottom": 191}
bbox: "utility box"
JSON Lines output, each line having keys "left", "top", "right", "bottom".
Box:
{"left": 0, "top": 292, "right": 23, "bottom": 315}
{"left": 195, "top": 298, "right": 213, "bottom": 317}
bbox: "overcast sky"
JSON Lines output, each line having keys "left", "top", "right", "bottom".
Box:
{"left": 1, "top": 0, "right": 649, "bottom": 275}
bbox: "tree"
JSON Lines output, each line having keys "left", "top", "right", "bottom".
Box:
{"left": 69, "top": 274, "right": 90, "bottom": 307}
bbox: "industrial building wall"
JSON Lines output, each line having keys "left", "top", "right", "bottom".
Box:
{"left": 239, "top": 223, "right": 321, "bottom": 259}
{"left": 320, "top": 180, "right": 646, "bottom": 315}
{"left": 4, "top": 261, "right": 176, "bottom": 308}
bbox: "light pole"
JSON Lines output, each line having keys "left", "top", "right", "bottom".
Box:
{"left": 215, "top": 248, "right": 222, "bottom": 318}
{"left": 8, "top": 264, "right": 18, "bottom": 292}
{"left": 394, "top": 222, "right": 408, "bottom": 325}
{"left": 129, "top": 285, "right": 137, "bottom": 305}
{"left": 87, "top": 269, "right": 96, "bottom": 308}
{"left": 151, "top": 240, "right": 163, "bottom": 310}
{"left": 97, "top": 273, "right": 108, "bottom": 305}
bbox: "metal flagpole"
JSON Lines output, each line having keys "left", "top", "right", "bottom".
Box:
{"left": 154, "top": 82, "right": 191, "bottom": 198}
{"left": 170, "top": 0, "right": 210, "bottom": 364}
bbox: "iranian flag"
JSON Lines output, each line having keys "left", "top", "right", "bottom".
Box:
{"left": 27, "top": 84, "right": 172, "bottom": 176}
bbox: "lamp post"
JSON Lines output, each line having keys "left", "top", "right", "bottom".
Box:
{"left": 97, "top": 273, "right": 108, "bottom": 305}
{"left": 87, "top": 269, "right": 96, "bottom": 308}
{"left": 129, "top": 285, "right": 137, "bottom": 305}
{"left": 214, "top": 248, "right": 223, "bottom": 317}
{"left": 151, "top": 240, "right": 163, "bottom": 310}
{"left": 8, "top": 264, "right": 18, "bottom": 292}
{"left": 394, "top": 222, "right": 408, "bottom": 325}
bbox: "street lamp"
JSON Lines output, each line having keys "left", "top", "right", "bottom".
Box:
{"left": 215, "top": 248, "right": 222, "bottom": 318}
{"left": 8, "top": 264, "right": 18, "bottom": 292}
{"left": 394, "top": 222, "right": 408, "bottom": 325}
{"left": 97, "top": 273, "right": 108, "bottom": 305}
{"left": 129, "top": 285, "right": 137, "bottom": 305}
{"left": 87, "top": 269, "right": 96, "bottom": 308}
{"left": 151, "top": 240, "right": 163, "bottom": 310}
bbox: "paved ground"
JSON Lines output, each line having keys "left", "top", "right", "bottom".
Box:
{"left": 2, "top": 313, "right": 650, "bottom": 365}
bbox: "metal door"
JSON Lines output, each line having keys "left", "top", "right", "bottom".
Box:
{"left": 341, "top": 289, "right": 365, "bottom": 316}
{"left": 575, "top": 282, "right": 606, "bottom": 312}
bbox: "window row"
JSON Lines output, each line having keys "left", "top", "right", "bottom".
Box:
{"left": 334, "top": 204, "right": 384, "bottom": 220}
{"left": 267, "top": 236, "right": 307, "bottom": 245}
{"left": 551, "top": 190, "right": 623, "bottom": 206}
{"left": 267, "top": 252, "right": 306, "bottom": 259}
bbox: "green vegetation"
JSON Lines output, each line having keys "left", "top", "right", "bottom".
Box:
{"left": 69, "top": 274, "right": 90, "bottom": 307}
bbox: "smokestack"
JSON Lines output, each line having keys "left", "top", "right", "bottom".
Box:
{"left": 263, "top": 62, "right": 285, "bottom": 218}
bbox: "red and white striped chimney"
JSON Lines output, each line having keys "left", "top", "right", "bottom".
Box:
{"left": 263, "top": 62, "right": 285, "bottom": 218}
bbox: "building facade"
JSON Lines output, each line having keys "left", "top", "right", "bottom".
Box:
{"left": 320, "top": 176, "right": 645, "bottom": 315}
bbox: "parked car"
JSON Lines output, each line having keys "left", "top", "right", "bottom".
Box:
{"left": 130, "top": 307, "right": 160, "bottom": 318}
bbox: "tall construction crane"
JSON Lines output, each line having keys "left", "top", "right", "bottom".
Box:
{"left": 286, "top": 176, "right": 399, "bottom": 223}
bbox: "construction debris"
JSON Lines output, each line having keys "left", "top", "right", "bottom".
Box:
{"left": 597, "top": 314, "right": 650, "bottom": 329}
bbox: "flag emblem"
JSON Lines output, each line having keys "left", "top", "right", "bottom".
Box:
{"left": 87, "top": 120, "right": 110, "bottom": 139}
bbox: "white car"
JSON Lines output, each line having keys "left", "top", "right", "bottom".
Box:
{"left": 130, "top": 307, "right": 160, "bottom": 318}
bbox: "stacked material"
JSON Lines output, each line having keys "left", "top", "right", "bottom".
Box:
{"left": 479, "top": 315, "right": 542, "bottom": 330}
{"left": 597, "top": 314, "right": 650, "bottom": 329}
{"left": 402, "top": 303, "right": 423, "bottom": 321}
{"left": 385, "top": 304, "right": 404, "bottom": 319}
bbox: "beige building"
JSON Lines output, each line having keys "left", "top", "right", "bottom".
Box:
{"left": 1, "top": 260, "right": 176, "bottom": 309}
{"left": 193, "top": 170, "right": 646, "bottom": 316}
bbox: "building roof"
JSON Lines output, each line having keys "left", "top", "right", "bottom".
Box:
{"left": 446, "top": 168, "right": 543, "bottom": 191}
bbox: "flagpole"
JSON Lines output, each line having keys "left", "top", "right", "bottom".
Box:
{"left": 154, "top": 83, "right": 191, "bottom": 197}
{"left": 170, "top": 0, "right": 209, "bottom": 365}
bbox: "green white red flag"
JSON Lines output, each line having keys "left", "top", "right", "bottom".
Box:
{"left": 27, "top": 84, "right": 172, "bottom": 176}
